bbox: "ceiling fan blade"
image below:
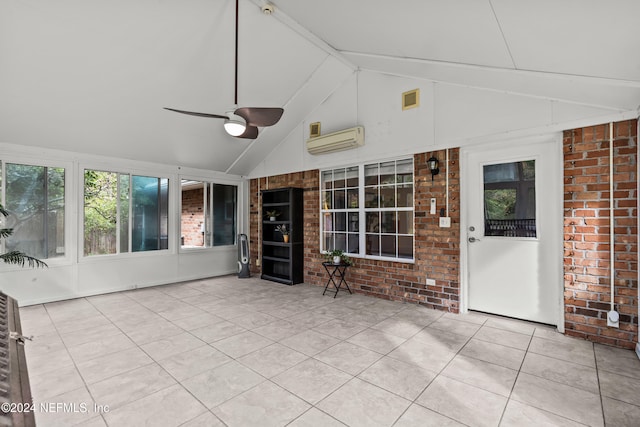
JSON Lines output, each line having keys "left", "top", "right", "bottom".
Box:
{"left": 236, "top": 125, "right": 259, "bottom": 139}
{"left": 164, "top": 108, "right": 228, "bottom": 120}
{"left": 235, "top": 107, "right": 284, "bottom": 127}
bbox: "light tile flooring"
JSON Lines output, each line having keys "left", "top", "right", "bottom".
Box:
{"left": 20, "top": 275, "right": 640, "bottom": 427}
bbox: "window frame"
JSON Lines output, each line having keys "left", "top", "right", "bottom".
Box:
{"left": 0, "top": 156, "right": 73, "bottom": 267}
{"left": 320, "top": 157, "right": 415, "bottom": 263}
{"left": 178, "top": 175, "right": 241, "bottom": 253}
{"left": 81, "top": 167, "right": 171, "bottom": 259}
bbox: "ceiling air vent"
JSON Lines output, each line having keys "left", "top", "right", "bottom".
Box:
{"left": 402, "top": 88, "right": 420, "bottom": 110}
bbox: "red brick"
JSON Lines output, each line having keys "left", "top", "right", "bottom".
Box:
{"left": 564, "top": 119, "right": 637, "bottom": 349}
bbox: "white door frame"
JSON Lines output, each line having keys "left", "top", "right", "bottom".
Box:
{"left": 459, "top": 134, "right": 565, "bottom": 332}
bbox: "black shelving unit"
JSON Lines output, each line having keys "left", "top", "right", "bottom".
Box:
{"left": 261, "top": 187, "right": 303, "bottom": 285}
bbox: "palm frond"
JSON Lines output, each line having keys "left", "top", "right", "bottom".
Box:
{"left": 0, "top": 228, "right": 13, "bottom": 239}
{"left": 0, "top": 205, "right": 8, "bottom": 218}
{"left": 0, "top": 251, "right": 48, "bottom": 268}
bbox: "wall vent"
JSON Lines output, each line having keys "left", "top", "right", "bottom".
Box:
{"left": 402, "top": 89, "right": 420, "bottom": 110}
{"left": 309, "top": 122, "right": 321, "bottom": 138}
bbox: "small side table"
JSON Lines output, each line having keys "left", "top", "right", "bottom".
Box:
{"left": 322, "top": 262, "right": 352, "bottom": 298}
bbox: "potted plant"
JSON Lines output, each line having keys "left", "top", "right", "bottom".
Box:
{"left": 324, "top": 249, "right": 353, "bottom": 266}
{"left": 1, "top": 203, "right": 47, "bottom": 268}
{"left": 275, "top": 224, "right": 290, "bottom": 243}
{"left": 265, "top": 210, "right": 280, "bottom": 221}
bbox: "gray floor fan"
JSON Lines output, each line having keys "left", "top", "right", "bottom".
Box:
{"left": 237, "top": 234, "right": 250, "bottom": 278}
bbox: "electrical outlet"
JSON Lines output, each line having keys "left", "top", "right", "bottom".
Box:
{"left": 439, "top": 217, "right": 451, "bottom": 228}
{"left": 426, "top": 278, "right": 436, "bottom": 286}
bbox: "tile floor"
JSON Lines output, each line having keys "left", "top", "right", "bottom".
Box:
{"left": 20, "top": 275, "right": 640, "bottom": 427}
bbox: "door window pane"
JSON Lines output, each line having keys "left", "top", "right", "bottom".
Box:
{"left": 483, "top": 160, "right": 536, "bottom": 237}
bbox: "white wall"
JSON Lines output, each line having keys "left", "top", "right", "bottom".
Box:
{"left": 249, "top": 70, "right": 636, "bottom": 177}
{"left": 0, "top": 143, "right": 246, "bottom": 306}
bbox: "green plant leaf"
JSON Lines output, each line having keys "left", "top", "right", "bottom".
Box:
{"left": 0, "top": 251, "right": 48, "bottom": 268}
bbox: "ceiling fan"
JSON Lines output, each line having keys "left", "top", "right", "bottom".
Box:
{"left": 164, "top": 0, "right": 283, "bottom": 139}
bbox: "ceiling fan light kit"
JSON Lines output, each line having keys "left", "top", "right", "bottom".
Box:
{"left": 223, "top": 113, "right": 247, "bottom": 136}
{"left": 164, "top": 0, "right": 283, "bottom": 139}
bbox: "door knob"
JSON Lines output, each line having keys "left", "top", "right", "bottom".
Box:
{"left": 468, "top": 237, "right": 480, "bottom": 243}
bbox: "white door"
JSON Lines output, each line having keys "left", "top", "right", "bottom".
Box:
{"left": 463, "top": 139, "right": 562, "bottom": 325}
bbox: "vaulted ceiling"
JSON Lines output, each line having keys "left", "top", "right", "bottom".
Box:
{"left": 1, "top": 0, "right": 639, "bottom": 176}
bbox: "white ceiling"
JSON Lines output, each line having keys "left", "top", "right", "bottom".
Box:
{"left": 1, "top": 0, "right": 639, "bottom": 175}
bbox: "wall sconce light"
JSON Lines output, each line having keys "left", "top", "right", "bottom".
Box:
{"left": 427, "top": 156, "right": 439, "bottom": 181}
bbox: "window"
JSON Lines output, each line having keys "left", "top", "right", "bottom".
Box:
{"left": 84, "top": 170, "right": 168, "bottom": 256}
{"left": 1, "top": 162, "right": 66, "bottom": 260}
{"left": 483, "top": 160, "right": 536, "bottom": 237}
{"left": 321, "top": 158, "right": 414, "bottom": 261}
{"left": 322, "top": 166, "right": 359, "bottom": 255}
{"left": 180, "top": 180, "right": 237, "bottom": 248}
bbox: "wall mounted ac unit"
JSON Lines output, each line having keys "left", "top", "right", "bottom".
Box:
{"left": 306, "top": 126, "right": 364, "bottom": 155}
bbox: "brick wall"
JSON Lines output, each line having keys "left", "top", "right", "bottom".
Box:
{"left": 563, "top": 119, "right": 638, "bottom": 349}
{"left": 249, "top": 129, "right": 638, "bottom": 349}
{"left": 181, "top": 188, "right": 205, "bottom": 246}
{"left": 249, "top": 171, "right": 320, "bottom": 277}
{"left": 249, "top": 150, "right": 461, "bottom": 312}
